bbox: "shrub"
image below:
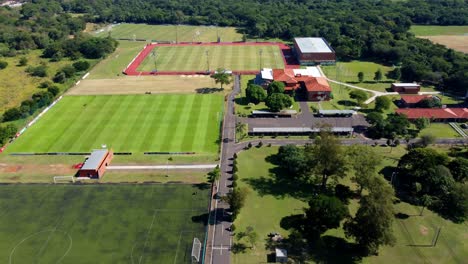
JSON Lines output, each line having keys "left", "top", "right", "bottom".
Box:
{"left": 18, "top": 57, "right": 28, "bottom": 66}
{"left": 72, "top": 60, "right": 90, "bottom": 71}
{"left": 2, "top": 108, "right": 22, "bottom": 122}
{"left": 53, "top": 71, "right": 66, "bottom": 83}
{"left": 26, "top": 65, "right": 47, "bottom": 77}
{"left": 47, "top": 86, "right": 60, "bottom": 96}
{"left": 38, "top": 81, "right": 52, "bottom": 89}
{"left": 60, "top": 65, "right": 76, "bottom": 78}
{"left": 0, "top": 60, "right": 8, "bottom": 69}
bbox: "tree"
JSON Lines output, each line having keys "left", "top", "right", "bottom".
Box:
{"left": 374, "top": 96, "right": 391, "bottom": 112}
{"left": 53, "top": 71, "right": 66, "bottom": 83}
{"left": 349, "top": 90, "right": 368, "bottom": 105}
{"left": 0, "top": 61, "right": 7, "bottom": 69}
{"left": 419, "top": 134, "right": 436, "bottom": 147}
{"left": 211, "top": 68, "right": 231, "bottom": 89}
{"left": 47, "top": 86, "right": 60, "bottom": 96}
{"left": 18, "top": 57, "right": 28, "bottom": 66}
{"left": 207, "top": 165, "right": 221, "bottom": 183}
{"left": 72, "top": 60, "right": 90, "bottom": 71}
{"left": 386, "top": 67, "right": 401, "bottom": 80}
{"left": 417, "top": 97, "right": 442, "bottom": 108}
{"left": 276, "top": 145, "right": 307, "bottom": 177}
{"left": 245, "top": 84, "right": 267, "bottom": 104}
{"left": 344, "top": 177, "right": 395, "bottom": 255}
{"left": 440, "top": 183, "right": 468, "bottom": 223}
{"left": 304, "top": 194, "right": 349, "bottom": 240}
{"left": 419, "top": 194, "right": 432, "bottom": 216}
{"left": 305, "top": 132, "right": 347, "bottom": 191}
{"left": 223, "top": 187, "right": 249, "bottom": 217}
{"left": 0, "top": 124, "right": 17, "bottom": 145}
{"left": 235, "top": 122, "right": 248, "bottom": 140}
{"left": 449, "top": 157, "right": 468, "bottom": 183}
{"left": 60, "top": 65, "right": 76, "bottom": 78}
{"left": 245, "top": 227, "right": 258, "bottom": 249}
{"left": 265, "top": 93, "right": 292, "bottom": 112}
{"left": 26, "top": 65, "right": 47, "bottom": 77}
{"left": 267, "top": 81, "right": 285, "bottom": 95}
{"left": 374, "top": 68, "right": 383, "bottom": 81}
{"left": 357, "top": 71, "right": 364, "bottom": 82}
{"left": 414, "top": 117, "right": 429, "bottom": 131}
{"left": 366, "top": 112, "right": 384, "bottom": 125}
{"left": 2, "top": 108, "right": 22, "bottom": 122}
{"left": 346, "top": 145, "right": 382, "bottom": 195}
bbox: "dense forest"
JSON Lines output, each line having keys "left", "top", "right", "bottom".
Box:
{"left": 0, "top": 0, "right": 467, "bottom": 97}
{"left": 61, "top": 0, "right": 467, "bottom": 96}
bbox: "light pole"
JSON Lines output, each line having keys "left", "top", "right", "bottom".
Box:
{"left": 205, "top": 50, "right": 210, "bottom": 72}
{"left": 259, "top": 49, "right": 263, "bottom": 69}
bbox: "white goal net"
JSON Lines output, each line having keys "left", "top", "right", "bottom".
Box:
{"left": 53, "top": 176, "right": 75, "bottom": 184}
{"left": 191, "top": 237, "right": 202, "bottom": 263}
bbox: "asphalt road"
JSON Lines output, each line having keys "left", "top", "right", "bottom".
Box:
{"left": 206, "top": 75, "right": 240, "bottom": 264}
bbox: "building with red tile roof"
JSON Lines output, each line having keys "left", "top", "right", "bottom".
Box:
{"left": 399, "top": 95, "right": 440, "bottom": 107}
{"left": 396, "top": 108, "right": 468, "bottom": 122}
{"left": 260, "top": 68, "right": 331, "bottom": 101}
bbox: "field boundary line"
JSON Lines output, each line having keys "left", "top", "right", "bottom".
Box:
{"left": 138, "top": 210, "right": 158, "bottom": 264}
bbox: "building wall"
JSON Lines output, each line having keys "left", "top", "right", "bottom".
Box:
{"left": 308, "top": 91, "right": 331, "bottom": 101}
{"left": 392, "top": 85, "right": 420, "bottom": 94}
{"left": 77, "top": 150, "right": 113, "bottom": 179}
{"left": 78, "top": 169, "right": 98, "bottom": 178}
{"left": 293, "top": 42, "right": 336, "bottom": 65}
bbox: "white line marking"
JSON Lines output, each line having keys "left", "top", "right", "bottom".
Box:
{"left": 173, "top": 232, "right": 183, "bottom": 264}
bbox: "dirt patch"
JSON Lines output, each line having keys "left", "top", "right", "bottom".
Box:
{"left": 67, "top": 75, "right": 223, "bottom": 95}
{"left": 420, "top": 225, "right": 429, "bottom": 236}
{"left": 419, "top": 36, "right": 468, "bottom": 53}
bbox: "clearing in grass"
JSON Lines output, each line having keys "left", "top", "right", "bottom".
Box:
{"left": 0, "top": 184, "right": 209, "bottom": 264}
{"left": 135, "top": 43, "right": 285, "bottom": 72}
{"left": 6, "top": 94, "right": 223, "bottom": 154}
{"left": 410, "top": 25, "right": 468, "bottom": 36}
{"left": 95, "top": 23, "right": 243, "bottom": 42}
{"left": 67, "top": 75, "right": 220, "bottom": 95}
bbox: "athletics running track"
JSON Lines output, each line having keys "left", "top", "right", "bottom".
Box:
{"left": 122, "top": 42, "right": 300, "bottom": 76}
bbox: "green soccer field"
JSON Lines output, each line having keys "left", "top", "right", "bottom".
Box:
{"left": 0, "top": 184, "right": 210, "bottom": 264}
{"left": 95, "top": 23, "right": 243, "bottom": 42}
{"left": 7, "top": 94, "right": 223, "bottom": 154}
{"left": 137, "top": 45, "right": 285, "bottom": 72}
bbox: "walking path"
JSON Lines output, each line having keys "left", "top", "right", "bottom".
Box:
{"left": 107, "top": 164, "right": 217, "bottom": 170}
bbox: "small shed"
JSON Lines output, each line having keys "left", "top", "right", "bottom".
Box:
{"left": 275, "top": 248, "right": 288, "bottom": 263}
{"left": 78, "top": 149, "right": 113, "bottom": 178}
{"left": 391, "top": 83, "right": 420, "bottom": 94}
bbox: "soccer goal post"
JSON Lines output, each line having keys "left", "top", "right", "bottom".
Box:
{"left": 191, "top": 237, "right": 202, "bottom": 263}
{"left": 53, "top": 176, "right": 75, "bottom": 184}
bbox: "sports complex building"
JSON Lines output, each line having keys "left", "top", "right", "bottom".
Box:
{"left": 77, "top": 149, "right": 113, "bottom": 178}
{"left": 293, "top": 37, "right": 336, "bottom": 65}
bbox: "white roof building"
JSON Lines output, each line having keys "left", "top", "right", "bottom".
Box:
{"left": 294, "top": 37, "right": 333, "bottom": 53}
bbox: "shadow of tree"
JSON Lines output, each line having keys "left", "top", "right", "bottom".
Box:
{"left": 243, "top": 167, "right": 316, "bottom": 201}
{"left": 308, "top": 236, "right": 364, "bottom": 264}
{"left": 195, "top": 87, "right": 224, "bottom": 94}
{"left": 338, "top": 100, "right": 358, "bottom": 107}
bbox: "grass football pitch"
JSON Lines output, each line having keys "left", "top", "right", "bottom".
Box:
{"left": 95, "top": 23, "right": 243, "bottom": 42}
{"left": 7, "top": 94, "right": 223, "bottom": 154}
{"left": 0, "top": 184, "right": 210, "bottom": 263}
{"left": 137, "top": 45, "right": 284, "bottom": 72}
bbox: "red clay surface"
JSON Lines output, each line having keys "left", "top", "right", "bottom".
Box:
{"left": 123, "top": 42, "right": 299, "bottom": 76}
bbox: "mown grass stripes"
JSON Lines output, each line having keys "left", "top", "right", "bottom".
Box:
{"left": 137, "top": 45, "right": 284, "bottom": 72}
{"left": 7, "top": 94, "right": 223, "bottom": 154}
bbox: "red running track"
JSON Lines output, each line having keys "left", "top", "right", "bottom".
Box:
{"left": 122, "top": 42, "right": 300, "bottom": 76}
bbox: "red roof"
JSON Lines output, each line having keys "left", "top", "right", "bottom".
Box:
{"left": 271, "top": 69, "right": 331, "bottom": 92}
{"left": 396, "top": 108, "right": 468, "bottom": 120}
{"left": 272, "top": 69, "right": 297, "bottom": 84}
{"left": 400, "top": 95, "right": 432, "bottom": 104}
{"left": 301, "top": 77, "right": 331, "bottom": 92}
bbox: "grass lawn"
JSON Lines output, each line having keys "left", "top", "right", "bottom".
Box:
{"left": 322, "top": 61, "right": 395, "bottom": 92}
{"left": 233, "top": 147, "right": 307, "bottom": 264}
{"left": 95, "top": 23, "right": 243, "bottom": 42}
{"left": 417, "top": 123, "right": 461, "bottom": 138}
{"left": 137, "top": 44, "right": 284, "bottom": 72}
{"left": 88, "top": 41, "right": 146, "bottom": 79}
{"left": 0, "top": 184, "right": 210, "bottom": 263}
{"left": 6, "top": 94, "right": 223, "bottom": 154}
{"left": 410, "top": 25, "right": 468, "bottom": 36}
{"left": 308, "top": 83, "right": 372, "bottom": 111}
{"left": 235, "top": 75, "right": 299, "bottom": 116}
{"left": 0, "top": 50, "right": 89, "bottom": 114}
{"left": 233, "top": 145, "right": 467, "bottom": 263}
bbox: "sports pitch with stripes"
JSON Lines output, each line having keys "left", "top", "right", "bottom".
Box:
{"left": 0, "top": 184, "right": 209, "bottom": 263}
{"left": 137, "top": 45, "right": 285, "bottom": 72}
{"left": 7, "top": 94, "right": 223, "bottom": 154}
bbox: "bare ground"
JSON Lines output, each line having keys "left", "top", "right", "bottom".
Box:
{"left": 67, "top": 75, "right": 228, "bottom": 95}
{"left": 419, "top": 36, "right": 468, "bottom": 53}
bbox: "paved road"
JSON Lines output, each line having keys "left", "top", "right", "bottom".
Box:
{"left": 205, "top": 75, "right": 240, "bottom": 264}
{"left": 107, "top": 164, "right": 217, "bottom": 170}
